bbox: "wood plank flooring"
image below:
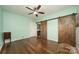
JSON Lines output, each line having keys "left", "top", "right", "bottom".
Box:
{"left": 0, "top": 37, "right": 58, "bottom": 54}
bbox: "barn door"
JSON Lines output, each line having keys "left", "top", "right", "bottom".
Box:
{"left": 40, "top": 21, "right": 47, "bottom": 45}
{"left": 58, "top": 14, "right": 76, "bottom": 47}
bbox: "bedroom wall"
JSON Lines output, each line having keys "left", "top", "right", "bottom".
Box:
{"left": 38, "top": 6, "right": 77, "bottom": 22}
{"left": 47, "top": 19, "right": 58, "bottom": 41}
{"left": 76, "top": 27, "right": 79, "bottom": 48}
{"left": 76, "top": 6, "right": 79, "bottom": 48}
{"left": 3, "top": 10, "right": 37, "bottom": 41}
{"left": 30, "top": 19, "right": 37, "bottom": 37}
{"left": 0, "top": 8, "right": 3, "bottom": 50}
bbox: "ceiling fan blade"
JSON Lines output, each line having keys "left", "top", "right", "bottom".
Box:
{"left": 28, "top": 12, "right": 33, "bottom": 15}
{"left": 37, "top": 5, "right": 41, "bottom": 10}
{"left": 34, "top": 7, "right": 36, "bottom": 11}
{"left": 36, "top": 14, "right": 38, "bottom": 17}
{"left": 25, "top": 7, "right": 33, "bottom": 11}
{"left": 38, "top": 12, "right": 45, "bottom": 14}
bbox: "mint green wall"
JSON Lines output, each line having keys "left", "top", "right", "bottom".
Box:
{"left": 76, "top": 6, "right": 79, "bottom": 48}
{"left": 0, "top": 8, "right": 1, "bottom": 47}
{"left": 76, "top": 27, "right": 79, "bottom": 48}
{"left": 38, "top": 6, "right": 77, "bottom": 22}
{"left": 0, "top": 8, "right": 3, "bottom": 49}
{"left": 47, "top": 19, "right": 58, "bottom": 41}
{"left": 3, "top": 10, "right": 36, "bottom": 41}
{"left": 30, "top": 19, "right": 37, "bottom": 37}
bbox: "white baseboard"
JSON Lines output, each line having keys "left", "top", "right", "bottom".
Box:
{"left": 48, "top": 38, "right": 58, "bottom": 42}
{"left": 11, "top": 36, "right": 36, "bottom": 42}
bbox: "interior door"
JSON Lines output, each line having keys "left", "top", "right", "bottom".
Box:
{"left": 76, "top": 14, "right": 79, "bottom": 27}
{"left": 58, "top": 14, "right": 76, "bottom": 47}
{"left": 40, "top": 21, "right": 47, "bottom": 45}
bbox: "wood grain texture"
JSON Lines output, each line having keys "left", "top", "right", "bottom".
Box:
{"left": 76, "top": 14, "right": 79, "bottom": 27}
{"left": 0, "top": 37, "right": 58, "bottom": 54}
{"left": 3, "top": 32, "right": 11, "bottom": 46}
{"left": 40, "top": 21, "right": 47, "bottom": 45}
{"left": 58, "top": 14, "right": 76, "bottom": 47}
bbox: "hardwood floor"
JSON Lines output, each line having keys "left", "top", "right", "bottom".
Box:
{"left": 0, "top": 37, "right": 58, "bottom": 54}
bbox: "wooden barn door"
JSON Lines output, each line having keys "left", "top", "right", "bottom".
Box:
{"left": 40, "top": 21, "right": 47, "bottom": 45}
{"left": 58, "top": 14, "right": 76, "bottom": 47}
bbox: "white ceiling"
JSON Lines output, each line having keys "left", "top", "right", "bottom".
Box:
{"left": 1, "top": 5, "right": 75, "bottom": 19}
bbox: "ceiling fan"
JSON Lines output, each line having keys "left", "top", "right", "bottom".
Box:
{"left": 25, "top": 5, "right": 45, "bottom": 17}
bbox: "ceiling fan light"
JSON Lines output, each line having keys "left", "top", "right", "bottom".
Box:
{"left": 33, "top": 11, "right": 38, "bottom": 15}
